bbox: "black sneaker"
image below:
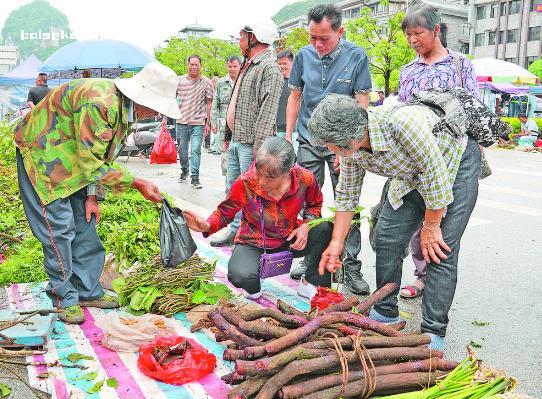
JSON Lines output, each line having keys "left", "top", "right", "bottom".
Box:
{"left": 178, "top": 171, "right": 189, "bottom": 182}
{"left": 191, "top": 179, "right": 202, "bottom": 189}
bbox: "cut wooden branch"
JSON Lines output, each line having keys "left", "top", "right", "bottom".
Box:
{"left": 0, "top": 358, "right": 88, "bottom": 370}
{"left": 207, "top": 309, "right": 262, "bottom": 348}
{"left": 278, "top": 358, "right": 459, "bottom": 398}
{"left": 299, "top": 371, "right": 446, "bottom": 399}
{"left": 238, "top": 308, "right": 307, "bottom": 327}
{"left": 264, "top": 312, "right": 403, "bottom": 355}
{"left": 223, "top": 348, "right": 246, "bottom": 361}
{"left": 242, "top": 345, "right": 268, "bottom": 359}
{"left": 236, "top": 346, "right": 440, "bottom": 377}
{"left": 300, "top": 335, "right": 431, "bottom": 351}
{"left": 237, "top": 320, "right": 291, "bottom": 340}
{"left": 235, "top": 347, "right": 331, "bottom": 376}
{"left": 321, "top": 296, "right": 360, "bottom": 314}
{"left": 356, "top": 282, "right": 400, "bottom": 314}
{"left": 276, "top": 299, "right": 308, "bottom": 319}
{"left": 228, "top": 376, "right": 268, "bottom": 399}
{"left": 221, "top": 371, "right": 246, "bottom": 385}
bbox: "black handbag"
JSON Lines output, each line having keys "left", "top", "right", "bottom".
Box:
{"left": 159, "top": 199, "right": 197, "bottom": 267}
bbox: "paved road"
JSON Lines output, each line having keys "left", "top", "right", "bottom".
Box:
{"left": 125, "top": 147, "right": 542, "bottom": 397}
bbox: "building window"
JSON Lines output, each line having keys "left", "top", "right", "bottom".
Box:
{"left": 475, "top": 33, "right": 485, "bottom": 47}
{"left": 508, "top": 0, "right": 520, "bottom": 14}
{"left": 490, "top": 3, "right": 499, "bottom": 18}
{"left": 376, "top": 3, "right": 387, "bottom": 13}
{"left": 476, "top": 5, "right": 487, "bottom": 19}
{"left": 505, "top": 57, "right": 518, "bottom": 64}
{"left": 528, "top": 26, "right": 541, "bottom": 41}
{"left": 500, "top": 2, "right": 507, "bottom": 15}
{"left": 343, "top": 9, "right": 350, "bottom": 19}
{"left": 507, "top": 29, "right": 518, "bottom": 43}
{"left": 499, "top": 30, "right": 506, "bottom": 43}
{"left": 526, "top": 56, "right": 539, "bottom": 67}
{"left": 531, "top": 0, "right": 542, "bottom": 12}
{"left": 351, "top": 7, "right": 360, "bottom": 18}
{"left": 488, "top": 31, "right": 497, "bottom": 45}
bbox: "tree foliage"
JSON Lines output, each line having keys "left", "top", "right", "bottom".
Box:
{"left": 284, "top": 28, "right": 310, "bottom": 53}
{"left": 155, "top": 37, "right": 241, "bottom": 77}
{"left": 272, "top": 0, "right": 342, "bottom": 25}
{"left": 346, "top": 5, "right": 415, "bottom": 96}
{"left": 1, "top": 0, "right": 75, "bottom": 61}
{"left": 528, "top": 59, "right": 542, "bottom": 80}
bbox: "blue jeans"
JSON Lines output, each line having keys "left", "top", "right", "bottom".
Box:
{"left": 177, "top": 124, "right": 204, "bottom": 181}
{"left": 226, "top": 141, "right": 254, "bottom": 233}
{"left": 373, "top": 136, "right": 481, "bottom": 337}
{"left": 276, "top": 131, "right": 299, "bottom": 153}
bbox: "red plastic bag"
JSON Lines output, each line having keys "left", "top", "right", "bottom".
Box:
{"left": 150, "top": 118, "right": 177, "bottom": 164}
{"left": 535, "top": 138, "right": 542, "bottom": 148}
{"left": 137, "top": 336, "right": 216, "bottom": 385}
{"left": 310, "top": 287, "right": 345, "bottom": 311}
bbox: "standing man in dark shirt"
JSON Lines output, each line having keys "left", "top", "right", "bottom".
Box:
{"left": 276, "top": 50, "right": 298, "bottom": 152}
{"left": 27, "top": 73, "right": 51, "bottom": 109}
{"left": 285, "top": 3, "right": 372, "bottom": 295}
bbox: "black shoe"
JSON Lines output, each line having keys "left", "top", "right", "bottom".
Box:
{"left": 191, "top": 179, "right": 202, "bottom": 189}
{"left": 210, "top": 230, "right": 236, "bottom": 247}
{"left": 344, "top": 264, "right": 370, "bottom": 295}
{"left": 289, "top": 260, "right": 307, "bottom": 280}
{"left": 178, "top": 171, "right": 189, "bottom": 182}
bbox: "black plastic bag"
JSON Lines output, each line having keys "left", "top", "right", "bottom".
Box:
{"left": 159, "top": 199, "right": 197, "bottom": 267}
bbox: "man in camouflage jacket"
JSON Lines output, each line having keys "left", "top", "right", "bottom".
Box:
{"left": 14, "top": 63, "right": 181, "bottom": 324}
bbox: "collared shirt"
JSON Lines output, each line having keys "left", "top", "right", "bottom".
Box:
{"left": 224, "top": 48, "right": 283, "bottom": 152}
{"left": 289, "top": 39, "right": 372, "bottom": 141}
{"left": 205, "top": 165, "right": 323, "bottom": 249}
{"left": 398, "top": 51, "right": 480, "bottom": 102}
{"left": 521, "top": 118, "right": 539, "bottom": 136}
{"left": 27, "top": 84, "right": 51, "bottom": 105}
{"left": 14, "top": 79, "right": 133, "bottom": 205}
{"left": 210, "top": 74, "right": 235, "bottom": 132}
{"left": 335, "top": 104, "right": 467, "bottom": 212}
{"left": 176, "top": 74, "right": 213, "bottom": 125}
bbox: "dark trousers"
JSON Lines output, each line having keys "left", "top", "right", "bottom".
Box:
{"left": 228, "top": 222, "right": 333, "bottom": 294}
{"left": 16, "top": 150, "right": 105, "bottom": 308}
{"left": 373, "top": 136, "right": 481, "bottom": 337}
{"left": 297, "top": 141, "right": 362, "bottom": 271}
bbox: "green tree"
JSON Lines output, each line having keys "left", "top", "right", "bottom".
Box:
{"left": 346, "top": 3, "right": 415, "bottom": 96}
{"left": 284, "top": 27, "right": 310, "bottom": 53}
{"left": 528, "top": 58, "right": 542, "bottom": 80}
{"left": 155, "top": 37, "right": 241, "bottom": 77}
{"left": 1, "top": 0, "right": 75, "bottom": 61}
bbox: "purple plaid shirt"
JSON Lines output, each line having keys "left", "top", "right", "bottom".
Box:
{"left": 398, "top": 51, "right": 480, "bottom": 102}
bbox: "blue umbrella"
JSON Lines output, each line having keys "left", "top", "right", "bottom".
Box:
{"left": 40, "top": 39, "right": 154, "bottom": 73}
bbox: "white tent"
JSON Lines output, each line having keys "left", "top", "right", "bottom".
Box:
{"left": 472, "top": 58, "right": 539, "bottom": 84}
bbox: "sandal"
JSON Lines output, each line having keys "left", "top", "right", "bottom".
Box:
{"left": 400, "top": 285, "right": 424, "bottom": 299}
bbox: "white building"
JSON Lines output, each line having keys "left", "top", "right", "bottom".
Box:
{"left": 0, "top": 45, "right": 17, "bottom": 74}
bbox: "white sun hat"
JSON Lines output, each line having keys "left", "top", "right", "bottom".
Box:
{"left": 241, "top": 21, "right": 277, "bottom": 45}
{"left": 114, "top": 62, "right": 181, "bottom": 120}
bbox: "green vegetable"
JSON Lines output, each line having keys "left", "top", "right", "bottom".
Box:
{"left": 472, "top": 320, "right": 491, "bottom": 327}
{"left": 87, "top": 380, "right": 104, "bottom": 394}
{"left": 106, "top": 378, "right": 119, "bottom": 389}
{"left": 470, "top": 340, "right": 483, "bottom": 348}
{"left": 307, "top": 205, "right": 371, "bottom": 229}
{"left": 75, "top": 371, "right": 98, "bottom": 381}
{"left": 67, "top": 353, "right": 94, "bottom": 363}
{"left": 0, "top": 383, "right": 11, "bottom": 398}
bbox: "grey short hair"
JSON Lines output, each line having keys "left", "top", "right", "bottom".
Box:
{"left": 255, "top": 137, "right": 296, "bottom": 178}
{"left": 401, "top": 5, "right": 441, "bottom": 32}
{"left": 308, "top": 4, "right": 342, "bottom": 31}
{"left": 277, "top": 50, "right": 294, "bottom": 61}
{"left": 226, "top": 55, "right": 241, "bottom": 64}
{"left": 308, "top": 94, "right": 368, "bottom": 149}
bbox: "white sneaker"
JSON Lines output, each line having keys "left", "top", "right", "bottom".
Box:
{"left": 243, "top": 290, "right": 262, "bottom": 300}
{"left": 297, "top": 276, "right": 318, "bottom": 299}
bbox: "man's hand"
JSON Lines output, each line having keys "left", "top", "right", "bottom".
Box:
{"left": 132, "top": 178, "right": 162, "bottom": 203}
{"left": 212, "top": 126, "right": 218, "bottom": 134}
{"left": 333, "top": 155, "right": 340, "bottom": 172}
{"left": 85, "top": 195, "right": 100, "bottom": 223}
{"left": 287, "top": 223, "right": 309, "bottom": 250}
{"left": 318, "top": 240, "right": 344, "bottom": 275}
{"left": 285, "top": 132, "right": 293, "bottom": 143}
{"left": 183, "top": 210, "right": 211, "bottom": 232}
{"left": 420, "top": 224, "right": 451, "bottom": 264}
{"left": 204, "top": 123, "right": 210, "bottom": 137}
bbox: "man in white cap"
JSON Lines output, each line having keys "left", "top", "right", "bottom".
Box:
{"left": 14, "top": 62, "right": 181, "bottom": 324}
{"left": 210, "top": 21, "right": 283, "bottom": 247}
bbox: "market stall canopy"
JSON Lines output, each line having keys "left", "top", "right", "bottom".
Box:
{"left": 40, "top": 39, "right": 154, "bottom": 73}
{"left": 0, "top": 54, "right": 42, "bottom": 85}
{"left": 478, "top": 81, "right": 531, "bottom": 94}
{"left": 472, "top": 58, "right": 540, "bottom": 85}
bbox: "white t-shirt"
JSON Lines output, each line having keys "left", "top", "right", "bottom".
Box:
{"left": 521, "top": 119, "right": 539, "bottom": 137}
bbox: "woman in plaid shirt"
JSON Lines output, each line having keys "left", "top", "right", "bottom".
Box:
{"left": 309, "top": 93, "right": 483, "bottom": 351}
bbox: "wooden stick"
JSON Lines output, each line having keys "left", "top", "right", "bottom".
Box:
{"left": 228, "top": 376, "right": 268, "bottom": 399}
{"left": 356, "top": 282, "right": 400, "bottom": 314}
{"left": 0, "top": 232, "right": 23, "bottom": 243}
{"left": 208, "top": 309, "right": 262, "bottom": 348}
{"left": 0, "top": 358, "right": 87, "bottom": 370}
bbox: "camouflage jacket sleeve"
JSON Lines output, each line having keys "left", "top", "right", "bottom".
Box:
{"left": 76, "top": 103, "right": 134, "bottom": 192}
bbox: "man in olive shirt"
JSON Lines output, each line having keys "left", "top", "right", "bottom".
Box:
{"left": 27, "top": 73, "right": 51, "bottom": 109}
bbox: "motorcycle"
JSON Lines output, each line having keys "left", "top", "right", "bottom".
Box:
{"left": 120, "top": 118, "right": 176, "bottom": 159}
